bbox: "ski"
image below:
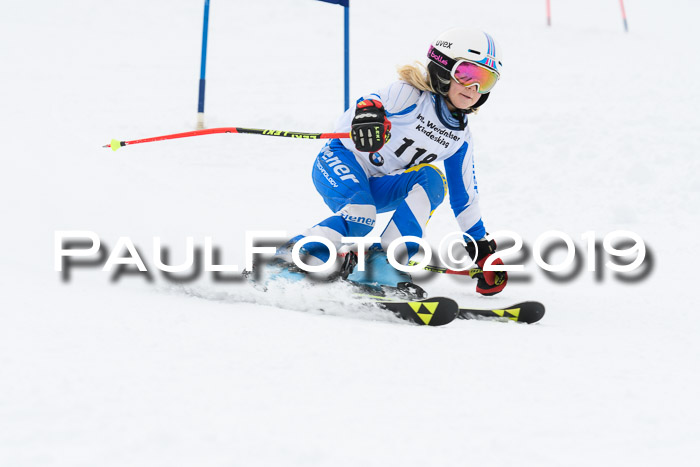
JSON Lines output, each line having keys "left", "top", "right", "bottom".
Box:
{"left": 362, "top": 295, "right": 460, "bottom": 326}
{"left": 244, "top": 262, "right": 542, "bottom": 326}
{"left": 458, "top": 301, "right": 545, "bottom": 324}
{"left": 405, "top": 261, "right": 546, "bottom": 324}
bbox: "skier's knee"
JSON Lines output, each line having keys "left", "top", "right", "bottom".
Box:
{"left": 339, "top": 204, "right": 376, "bottom": 237}
{"left": 409, "top": 163, "right": 447, "bottom": 208}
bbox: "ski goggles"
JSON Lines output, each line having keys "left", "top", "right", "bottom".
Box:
{"left": 428, "top": 46, "right": 500, "bottom": 94}
{"left": 452, "top": 60, "right": 499, "bottom": 94}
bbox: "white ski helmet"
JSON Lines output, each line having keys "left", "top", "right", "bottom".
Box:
{"left": 427, "top": 28, "right": 503, "bottom": 112}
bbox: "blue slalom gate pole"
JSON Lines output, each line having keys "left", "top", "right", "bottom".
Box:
{"left": 315, "top": 1, "right": 350, "bottom": 111}
{"left": 344, "top": 3, "right": 349, "bottom": 111}
{"left": 197, "top": 0, "right": 210, "bottom": 129}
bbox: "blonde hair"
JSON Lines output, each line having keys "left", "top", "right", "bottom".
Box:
{"left": 397, "top": 62, "right": 436, "bottom": 93}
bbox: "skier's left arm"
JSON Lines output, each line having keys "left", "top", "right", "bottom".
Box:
{"left": 444, "top": 139, "right": 508, "bottom": 296}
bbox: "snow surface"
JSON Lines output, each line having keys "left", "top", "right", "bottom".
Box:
{"left": 2, "top": 0, "right": 699, "bottom": 465}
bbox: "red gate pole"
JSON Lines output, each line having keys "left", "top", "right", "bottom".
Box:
{"left": 619, "top": 0, "right": 629, "bottom": 32}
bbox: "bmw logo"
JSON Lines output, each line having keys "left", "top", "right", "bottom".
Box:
{"left": 369, "top": 152, "right": 384, "bottom": 166}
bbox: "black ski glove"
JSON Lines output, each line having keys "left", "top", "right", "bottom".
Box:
{"left": 351, "top": 99, "right": 391, "bottom": 152}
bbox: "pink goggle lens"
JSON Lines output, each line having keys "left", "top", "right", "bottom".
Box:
{"left": 452, "top": 61, "right": 499, "bottom": 94}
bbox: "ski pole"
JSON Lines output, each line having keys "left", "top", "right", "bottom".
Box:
{"left": 103, "top": 127, "right": 351, "bottom": 151}
{"left": 408, "top": 260, "right": 478, "bottom": 277}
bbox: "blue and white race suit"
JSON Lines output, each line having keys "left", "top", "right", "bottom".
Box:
{"left": 294, "top": 81, "right": 486, "bottom": 263}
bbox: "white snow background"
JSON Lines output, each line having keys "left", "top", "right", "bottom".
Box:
{"left": 1, "top": 0, "right": 699, "bottom": 465}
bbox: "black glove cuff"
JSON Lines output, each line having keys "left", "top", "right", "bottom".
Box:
{"left": 465, "top": 238, "right": 497, "bottom": 263}
{"left": 352, "top": 108, "right": 386, "bottom": 126}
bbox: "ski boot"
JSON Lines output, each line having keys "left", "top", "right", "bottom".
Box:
{"left": 243, "top": 241, "right": 308, "bottom": 288}
{"left": 341, "top": 249, "right": 427, "bottom": 299}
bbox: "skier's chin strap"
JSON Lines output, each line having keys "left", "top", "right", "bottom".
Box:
{"left": 433, "top": 94, "right": 467, "bottom": 131}
{"left": 446, "top": 98, "right": 468, "bottom": 131}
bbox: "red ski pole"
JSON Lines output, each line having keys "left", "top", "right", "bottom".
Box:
{"left": 103, "top": 127, "right": 351, "bottom": 151}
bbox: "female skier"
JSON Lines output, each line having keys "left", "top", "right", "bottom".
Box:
{"left": 266, "top": 28, "right": 508, "bottom": 297}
